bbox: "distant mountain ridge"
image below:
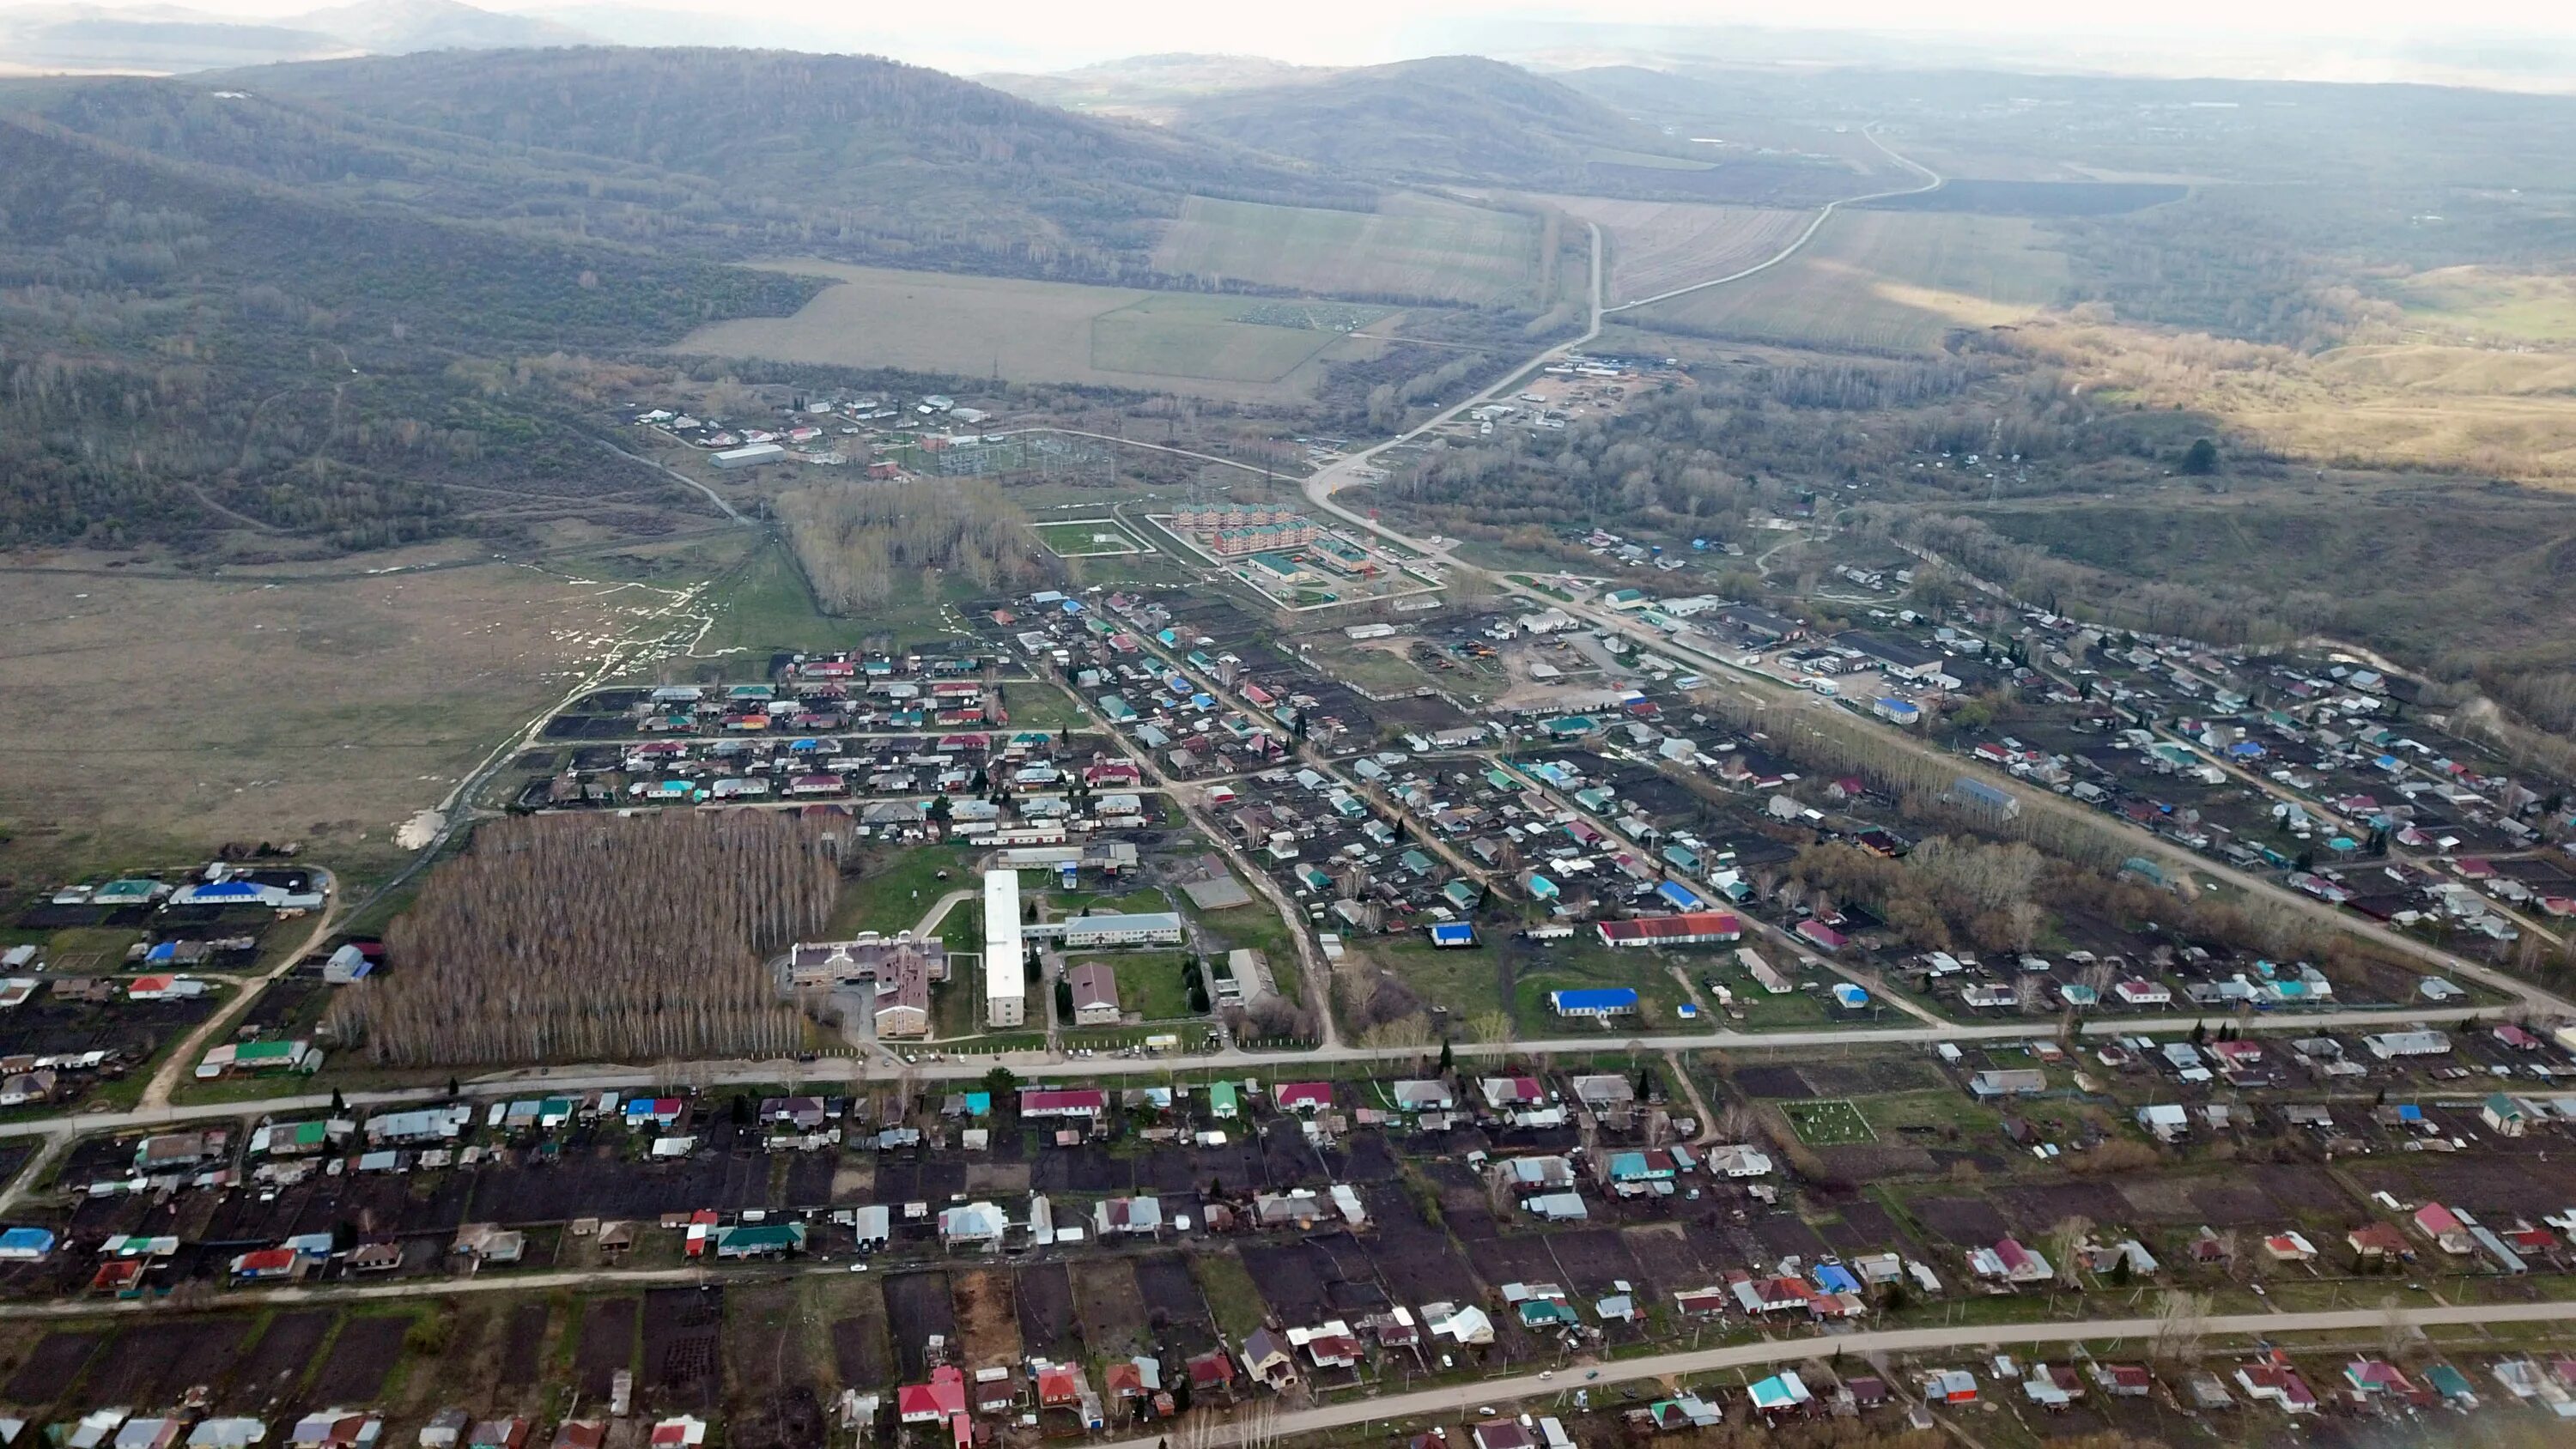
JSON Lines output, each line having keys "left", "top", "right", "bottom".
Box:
{"left": 0, "top": 0, "right": 594, "bottom": 73}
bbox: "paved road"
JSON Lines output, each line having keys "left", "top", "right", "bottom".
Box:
{"left": 0, "top": 998, "right": 2520, "bottom": 1158}
{"left": 1087, "top": 1299, "right": 2576, "bottom": 1449}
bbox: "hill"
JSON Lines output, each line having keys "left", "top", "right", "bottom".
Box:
{"left": 978, "top": 52, "right": 1334, "bottom": 120}
{"left": 1170, "top": 55, "right": 1698, "bottom": 186}
{"left": 126, "top": 46, "right": 1376, "bottom": 280}
{"left": 0, "top": 112, "right": 816, "bottom": 550}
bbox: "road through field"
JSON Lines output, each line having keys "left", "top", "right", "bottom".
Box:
{"left": 1602, "top": 128, "right": 1944, "bottom": 313}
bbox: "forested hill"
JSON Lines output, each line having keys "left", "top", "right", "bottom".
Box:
{"left": 0, "top": 115, "right": 819, "bottom": 550}
{"left": 9, "top": 47, "right": 1376, "bottom": 282}
{"left": 1170, "top": 55, "right": 1699, "bottom": 186}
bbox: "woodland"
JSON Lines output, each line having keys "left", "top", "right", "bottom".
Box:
{"left": 327, "top": 811, "right": 839, "bottom": 1066}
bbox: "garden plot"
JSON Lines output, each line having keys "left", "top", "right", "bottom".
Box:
{"left": 1781, "top": 1098, "right": 1876, "bottom": 1145}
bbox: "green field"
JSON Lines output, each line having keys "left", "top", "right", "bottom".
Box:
{"left": 1033, "top": 519, "right": 1148, "bottom": 557}
{"left": 1069, "top": 951, "right": 1198, "bottom": 1022}
{"left": 679, "top": 261, "right": 1394, "bottom": 403}
{"left": 1152, "top": 193, "right": 1542, "bottom": 306}
{"left": 1089, "top": 294, "right": 1351, "bottom": 381}
{"left": 1782, "top": 1097, "right": 1877, "bottom": 1145}
{"left": 2393, "top": 267, "right": 2576, "bottom": 345}
{"left": 1627, "top": 211, "right": 2070, "bottom": 353}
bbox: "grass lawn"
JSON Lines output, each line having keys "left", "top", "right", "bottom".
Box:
{"left": 1855, "top": 1089, "right": 2002, "bottom": 1141}
{"left": 1070, "top": 951, "right": 1197, "bottom": 1022}
{"left": 1033, "top": 520, "right": 1146, "bottom": 557}
{"left": 829, "top": 846, "right": 971, "bottom": 937}
{"left": 1781, "top": 1097, "right": 1876, "bottom": 1145}
{"left": 996, "top": 687, "right": 1088, "bottom": 733}
{"left": 1203, "top": 899, "right": 1303, "bottom": 1004}
{"left": 1189, "top": 1249, "right": 1267, "bottom": 1337}
{"left": 1508, "top": 946, "right": 1710, "bottom": 1035}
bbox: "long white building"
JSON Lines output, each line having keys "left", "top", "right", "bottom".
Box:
{"left": 983, "top": 870, "right": 1026, "bottom": 1028}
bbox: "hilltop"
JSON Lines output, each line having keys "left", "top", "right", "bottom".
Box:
{"left": 1170, "top": 54, "right": 1698, "bottom": 186}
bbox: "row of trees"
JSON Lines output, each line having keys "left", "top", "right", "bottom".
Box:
{"left": 777, "top": 479, "right": 1055, "bottom": 613}
{"left": 327, "top": 812, "right": 838, "bottom": 1066}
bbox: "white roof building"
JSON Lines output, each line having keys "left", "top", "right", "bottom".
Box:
{"left": 983, "top": 870, "right": 1025, "bottom": 1028}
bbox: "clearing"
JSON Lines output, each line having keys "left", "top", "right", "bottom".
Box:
{"left": 0, "top": 546, "right": 697, "bottom": 889}
{"left": 1625, "top": 210, "right": 2070, "bottom": 354}
{"left": 676, "top": 262, "right": 1396, "bottom": 403}
{"left": 1525, "top": 195, "right": 1812, "bottom": 306}
{"left": 2396, "top": 267, "right": 2576, "bottom": 346}
{"left": 1151, "top": 193, "right": 1543, "bottom": 306}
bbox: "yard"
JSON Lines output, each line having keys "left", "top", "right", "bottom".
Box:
{"left": 1071, "top": 951, "right": 1196, "bottom": 1024}
{"left": 828, "top": 846, "right": 971, "bottom": 937}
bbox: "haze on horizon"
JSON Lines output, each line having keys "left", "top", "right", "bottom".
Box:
{"left": 10, "top": 0, "right": 2576, "bottom": 88}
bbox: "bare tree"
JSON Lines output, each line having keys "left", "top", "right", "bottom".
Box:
{"left": 2150, "top": 1290, "right": 2208, "bottom": 1367}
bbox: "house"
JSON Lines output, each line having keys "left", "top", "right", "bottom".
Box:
{"left": 1275, "top": 1082, "right": 1335, "bottom": 1113}
{"left": 2343, "top": 1357, "right": 2424, "bottom": 1406}
{"left": 713, "top": 1223, "right": 805, "bottom": 1259}
{"left": 1184, "top": 1350, "right": 1237, "bottom": 1398}
{"left": 1093, "top": 1197, "right": 1162, "bottom": 1237}
{"left": 418, "top": 1411, "right": 470, "bottom": 1449}
{"left": 1018, "top": 1088, "right": 1109, "bottom": 1119}
{"left": 2023, "top": 1363, "right": 2084, "bottom": 1410}
{"left": 1240, "top": 1329, "right": 1298, "bottom": 1391}
{"left": 1480, "top": 1076, "right": 1546, "bottom": 1111}
{"left": 2236, "top": 1352, "right": 2319, "bottom": 1414}
{"left": 1067, "top": 962, "right": 1121, "bottom": 1026}
{"left": 465, "top": 1422, "right": 529, "bottom": 1449}
{"left": 647, "top": 1420, "right": 707, "bottom": 1449}
{"left": 2263, "top": 1231, "right": 2317, "bottom": 1264}
{"left": 939, "top": 1202, "right": 1008, "bottom": 1249}
{"left": 1967, "top": 1070, "right": 2047, "bottom": 1100}
{"left": 289, "top": 1415, "right": 382, "bottom": 1449}
{"left": 1391, "top": 1079, "right": 1454, "bottom": 1113}
{"left": 2415, "top": 1203, "right": 2475, "bottom": 1255}
{"left": 1921, "top": 1369, "right": 1979, "bottom": 1404}
{"left": 1471, "top": 1422, "right": 1534, "bottom": 1449}
{"left": 230, "top": 1246, "right": 306, "bottom": 1282}
{"left": 1549, "top": 987, "right": 1639, "bottom": 1019}
{"left": 2483, "top": 1093, "right": 2529, "bottom": 1137}
{"left": 896, "top": 1367, "right": 970, "bottom": 1449}
{"left": 2348, "top": 1222, "right": 2410, "bottom": 1263}
{"left": 0, "top": 1227, "right": 54, "bottom": 1261}
{"left": 2093, "top": 1364, "right": 2154, "bottom": 1398}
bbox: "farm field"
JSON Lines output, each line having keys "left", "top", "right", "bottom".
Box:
{"left": 1151, "top": 193, "right": 1543, "bottom": 306}
{"left": 1624, "top": 210, "right": 2071, "bottom": 354}
{"left": 677, "top": 262, "right": 1394, "bottom": 403}
{"left": 1524, "top": 194, "right": 1812, "bottom": 305}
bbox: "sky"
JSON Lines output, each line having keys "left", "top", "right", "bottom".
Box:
{"left": 30, "top": 0, "right": 2576, "bottom": 78}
